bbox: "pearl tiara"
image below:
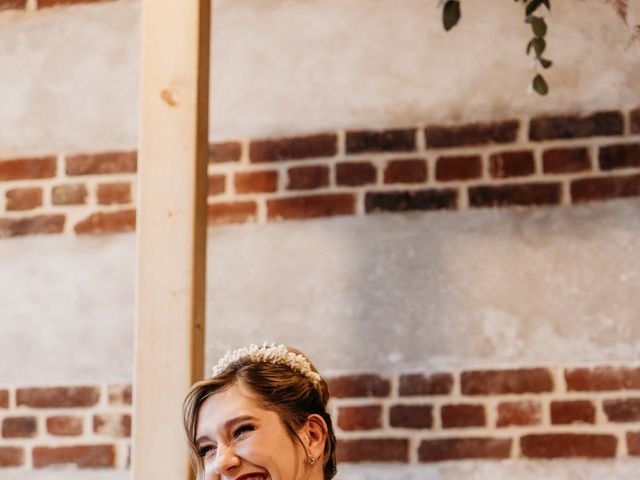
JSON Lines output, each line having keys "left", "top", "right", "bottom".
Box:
{"left": 211, "top": 343, "right": 322, "bottom": 386}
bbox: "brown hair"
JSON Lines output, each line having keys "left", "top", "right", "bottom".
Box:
{"left": 183, "top": 348, "right": 337, "bottom": 479}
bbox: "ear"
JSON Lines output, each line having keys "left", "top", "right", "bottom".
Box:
{"left": 301, "top": 414, "right": 328, "bottom": 459}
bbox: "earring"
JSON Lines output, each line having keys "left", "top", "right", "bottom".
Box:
{"left": 307, "top": 456, "right": 316, "bottom": 466}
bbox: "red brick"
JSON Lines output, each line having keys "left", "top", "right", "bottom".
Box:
{"left": 327, "top": 374, "right": 390, "bottom": 398}
{"left": 74, "top": 210, "right": 136, "bottom": 234}
{"left": 207, "top": 201, "right": 257, "bottom": 225}
{"left": 336, "top": 162, "right": 377, "bottom": 186}
{"left": 603, "top": 398, "right": 640, "bottom": 422}
{"left": 16, "top": 386, "right": 99, "bottom": 408}
{"left": 529, "top": 111, "right": 624, "bottom": 140}
{"left": 418, "top": 437, "right": 511, "bottom": 462}
{"left": 497, "top": 401, "right": 542, "bottom": 427}
{"left": 628, "top": 431, "right": 640, "bottom": 455}
{"left": 436, "top": 155, "right": 482, "bottom": 181}
{"left": 0, "top": 390, "right": 7, "bottom": 408}
{"left": 234, "top": 171, "right": 277, "bottom": 194}
{"left": 337, "top": 405, "right": 382, "bottom": 431}
{"left": 462, "top": 368, "right": 554, "bottom": 395}
{"left": 209, "top": 141, "right": 241, "bottom": 163}
{"left": 250, "top": 134, "right": 337, "bottom": 162}
{"left": 565, "top": 367, "right": 640, "bottom": 392}
{"left": 267, "top": 194, "right": 354, "bottom": 220}
{"left": 47, "top": 416, "right": 83, "bottom": 436}
{"left": 441, "top": 404, "right": 486, "bottom": 428}
{"left": 33, "top": 445, "right": 116, "bottom": 468}
{"left": 469, "top": 183, "right": 561, "bottom": 208}
{"left": 97, "top": 182, "right": 132, "bottom": 205}
{"left": 0, "top": 447, "right": 24, "bottom": 468}
{"left": 571, "top": 175, "right": 640, "bottom": 203}
{"left": 5, "top": 187, "right": 42, "bottom": 211}
{"left": 208, "top": 174, "right": 226, "bottom": 196}
{"left": 389, "top": 404, "right": 433, "bottom": 429}
{"left": 93, "top": 414, "right": 131, "bottom": 437}
{"left": 52, "top": 184, "right": 87, "bottom": 205}
{"left": 66, "top": 151, "right": 136, "bottom": 176}
{"left": 0, "top": 1, "right": 26, "bottom": 12}
{"left": 489, "top": 151, "right": 535, "bottom": 178}
{"left": 365, "top": 189, "right": 457, "bottom": 213}
{"left": 631, "top": 108, "right": 640, "bottom": 134}
{"left": 384, "top": 159, "right": 427, "bottom": 184}
{"left": 551, "top": 400, "right": 596, "bottom": 425}
{"left": 0, "top": 215, "right": 65, "bottom": 238}
{"left": 520, "top": 434, "right": 617, "bottom": 458}
{"left": 1, "top": 417, "right": 37, "bottom": 438}
{"left": 107, "top": 384, "right": 132, "bottom": 406}
{"left": 346, "top": 129, "right": 416, "bottom": 154}
{"left": 337, "top": 438, "right": 408, "bottom": 463}
{"left": 287, "top": 165, "right": 329, "bottom": 190}
{"left": 599, "top": 143, "right": 640, "bottom": 170}
{"left": 38, "top": 0, "right": 110, "bottom": 8}
{"left": 425, "top": 120, "right": 519, "bottom": 148}
{"left": 0, "top": 156, "right": 56, "bottom": 181}
{"left": 398, "top": 373, "right": 453, "bottom": 396}
{"left": 543, "top": 147, "right": 591, "bottom": 174}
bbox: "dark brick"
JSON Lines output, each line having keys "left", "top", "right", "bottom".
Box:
{"left": 489, "top": 151, "right": 535, "bottom": 178}
{"left": 384, "top": 159, "right": 427, "bottom": 184}
{"left": 398, "top": 373, "right": 453, "bottom": 396}
{"left": 631, "top": 108, "right": 640, "bottom": 134}
{"left": 571, "top": 174, "right": 640, "bottom": 203}
{"left": 208, "top": 174, "right": 226, "bottom": 196}
{"left": 0, "top": 215, "right": 65, "bottom": 238}
{"left": 16, "top": 386, "right": 99, "bottom": 408}
{"left": 33, "top": 445, "right": 116, "bottom": 468}
{"left": 425, "top": 120, "right": 519, "bottom": 148}
{"left": 52, "top": 184, "right": 87, "bottom": 205}
{"left": 0, "top": 390, "right": 7, "bottom": 408}
{"left": 603, "top": 398, "right": 640, "bottom": 422}
{"left": 628, "top": 431, "right": 640, "bottom": 455}
{"left": 234, "top": 171, "right": 277, "bottom": 193}
{"left": 336, "top": 162, "right": 377, "bottom": 186}
{"left": 389, "top": 404, "right": 433, "bottom": 429}
{"left": 207, "top": 201, "right": 257, "bottom": 225}
{"left": 529, "top": 111, "right": 623, "bottom": 141}
{"left": 441, "top": 404, "right": 486, "bottom": 428}
{"left": 250, "top": 133, "right": 337, "bottom": 162}
{"left": 599, "top": 143, "right": 640, "bottom": 170}
{"left": 337, "top": 438, "right": 408, "bottom": 463}
{"left": 462, "top": 368, "right": 554, "bottom": 395}
{"left": 209, "top": 141, "right": 241, "bottom": 163}
{"left": 267, "top": 194, "right": 355, "bottom": 220}
{"left": 435, "top": 155, "right": 482, "bottom": 181}
{"left": 6, "top": 187, "right": 43, "bottom": 211}
{"left": 337, "top": 405, "right": 382, "bottom": 431}
{"left": 47, "top": 416, "right": 83, "bottom": 436}
{"left": 2, "top": 417, "right": 37, "bottom": 438}
{"left": 39, "top": 0, "right": 110, "bottom": 8}
{"left": 97, "top": 182, "right": 132, "bottom": 205}
{"left": 66, "top": 151, "right": 136, "bottom": 175}
{"left": 287, "top": 165, "right": 329, "bottom": 190}
{"left": 365, "top": 189, "right": 457, "bottom": 213}
{"left": 0, "top": 447, "right": 24, "bottom": 467}
{"left": 107, "top": 385, "right": 132, "bottom": 406}
{"left": 520, "top": 434, "right": 617, "bottom": 458}
{"left": 74, "top": 210, "right": 136, "bottom": 234}
{"left": 469, "top": 183, "right": 561, "bottom": 208}
{"left": 497, "top": 401, "right": 542, "bottom": 427}
{"left": 551, "top": 400, "right": 596, "bottom": 425}
{"left": 543, "top": 147, "right": 591, "bottom": 174}
{"left": 418, "top": 437, "right": 511, "bottom": 462}
{"left": 565, "top": 367, "right": 640, "bottom": 392}
{"left": 346, "top": 129, "right": 416, "bottom": 154}
{"left": 0, "top": 1, "right": 26, "bottom": 12}
{"left": 0, "top": 156, "right": 56, "bottom": 181}
{"left": 327, "top": 374, "right": 390, "bottom": 398}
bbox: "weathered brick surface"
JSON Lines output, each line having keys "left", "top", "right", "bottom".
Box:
{"left": 327, "top": 374, "right": 390, "bottom": 398}
{"left": 603, "top": 398, "right": 640, "bottom": 422}
{"left": 38, "top": 0, "right": 110, "bottom": 8}
{"left": 0, "top": 1, "right": 26, "bottom": 12}
{"left": 550, "top": 400, "right": 596, "bottom": 425}
{"left": 0, "top": 215, "right": 65, "bottom": 238}
{"left": 461, "top": 368, "right": 554, "bottom": 395}
{"left": 66, "top": 151, "right": 136, "bottom": 175}
{"left": 335, "top": 162, "right": 376, "bottom": 186}
{"left": 599, "top": 143, "right": 640, "bottom": 170}
{"left": 16, "top": 386, "right": 99, "bottom": 408}
{"left": 208, "top": 174, "right": 226, "bottom": 196}
{"left": 0, "top": 390, "right": 7, "bottom": 408}
{"left": 107, "top": 384, "right": 132, "bottom": 406}
{"left": 74, "top": 210, "right": 136, "bottom": 234}
{"left": 250, "top": 134, "right": 337, "bottom": 162}
{"left": 571, "top": 174, "right": 640, "bottom": 203}
{"left": 384, "top": 159, "right": 427, "bottom": 184}
{"left": 425, "top": 120, "right": 519, "bottom": 148}
{"left": 1, "top": 416, "right": 37, "bottom": 438}
{"left": 287, "top": 165, "right": 329, "bottom": 190}
{"left": 628, "top": 431, "right": 640, "bottom": 455}
{"left": 497, "top": 401, "right": 541, "bottom": 427}
{"left": 418, "top": 437, "right": 511, "bottom": 462}
{"left": 208, "top": 201, "right": 257, "bottom": 225}
{"left": 47, "top": 416, "right": 83, "bottom": 436}
{"left": 365, "top": 189, "right": 457, "bottom": 213}
{"left": 520, "top": 434, "right": 617, "bottom": 458}
{"left": 93, "top": 414, "right": 131, "bottom": 437}
{"left": 631, "top": 108, "right": 640, "bottom": 134}
{"left": 0, "top": 447, "right": 24, "bottom": 468}
{"left": 267, "top": 194, "right": 354, "bottom": 220}
{"left": 97, "top": 183, "right": 132, "bottom": 205}
{"left": 337, "top": 438, "right": 408, "bottom": 463}
{"left": 33, "top": 445, "right": 116, "bottom": 468}
{"left": 566, "top": 367, "right": 640, "bottom": 391}
{"left": 389, "top": 404, "right": 433, "bottom": 429}
{"left": 337, "top": 405, "right": 382, "bottom": 431}
{"left": 469, "top": 183, "right": 561, "bottom": 208}
{"left": 441, "top": 404, "right": 486, "bottom": 428}
{"left": 398, "top": 373, "right": 453, "bottom": 396}
{"left": 209, "top": 141, "right": 241, "bottom": 163}
{"left": 435, "top": 155, "right": 482, "bottom": 181}
{"left": 0, "top": 156, "right": 56, "bottom": 181}
{"left": 529, "top": 111, "right": 624, "bottom": 140}
{"left": 234, "top": 171, "right": 277, "bottom": 194}
{"left": 542, "top": 147, "right": 591, "bottom": 174}
{"left": 52, "top": 184, "right": 87, "bottom": 205}
{"left": 5, "top": 187, "right": 42, "bottom": 211}
{"left": 489, "top": 151, "right": 535, "bottom": 178}
{"left": 346, "top": 129, "right": 416, "bottom": 154}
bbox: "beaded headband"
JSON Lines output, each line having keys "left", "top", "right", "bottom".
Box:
{"left": 211, "top": 343, "right": 322, "bottom": 386}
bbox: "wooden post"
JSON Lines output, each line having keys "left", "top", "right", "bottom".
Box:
{"left": 133, "top": 0, "right": 210, "bottom": 479}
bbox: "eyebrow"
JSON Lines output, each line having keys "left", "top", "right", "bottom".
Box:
{"left": 196, "top": 415, "right": 257, "bottom": 444}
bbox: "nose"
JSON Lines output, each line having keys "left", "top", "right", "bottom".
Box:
{"left": 211, "top": 443, "right": 240, "bottom": 477}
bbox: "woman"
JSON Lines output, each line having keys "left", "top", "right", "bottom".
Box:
{"left": 183, "top": 343, "right": 337, "bottom": 480}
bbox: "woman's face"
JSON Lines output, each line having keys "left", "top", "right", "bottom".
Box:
{"left": 195, "top": 381, "right": 312, "bottom": 480}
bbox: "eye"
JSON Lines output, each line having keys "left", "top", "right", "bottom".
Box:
{"left": 197, "top": 445, "right": 216, "bottom": 457}
{"left": 233, "top": 424, "right": 255, "bottom": 439}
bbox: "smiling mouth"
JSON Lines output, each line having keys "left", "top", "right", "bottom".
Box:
{"left": 235, "top": 474, "right": 268, "bottom": 480}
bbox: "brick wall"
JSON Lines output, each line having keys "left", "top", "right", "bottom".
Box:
{"left": 2, "top": 365, "right": 640, "bottom": 470}
{"left": 1, "top": 108, "right": 639, "bottom": 238}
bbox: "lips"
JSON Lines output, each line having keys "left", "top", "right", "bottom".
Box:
{"left": 234, "top": 473, "right": 268, "bottom": 480}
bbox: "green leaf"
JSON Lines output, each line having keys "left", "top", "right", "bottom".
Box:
{"left": 531, "top": 16, "right": 547, "bottom": 37}
{"left": 442, "top": 0, "right": 461, "bottom": 31}
{"left": 538, "top": 57, "right": 553, "bottom": 68}
{"left": 532, "top": 74, "right": 549, "bottom": 95}
{"left": 526, "top": 0, "right": 543, "bottom": 17}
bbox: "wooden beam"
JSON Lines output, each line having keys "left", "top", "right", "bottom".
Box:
{"left": 133, "top": 0, "right": 210, "bottom": 479}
